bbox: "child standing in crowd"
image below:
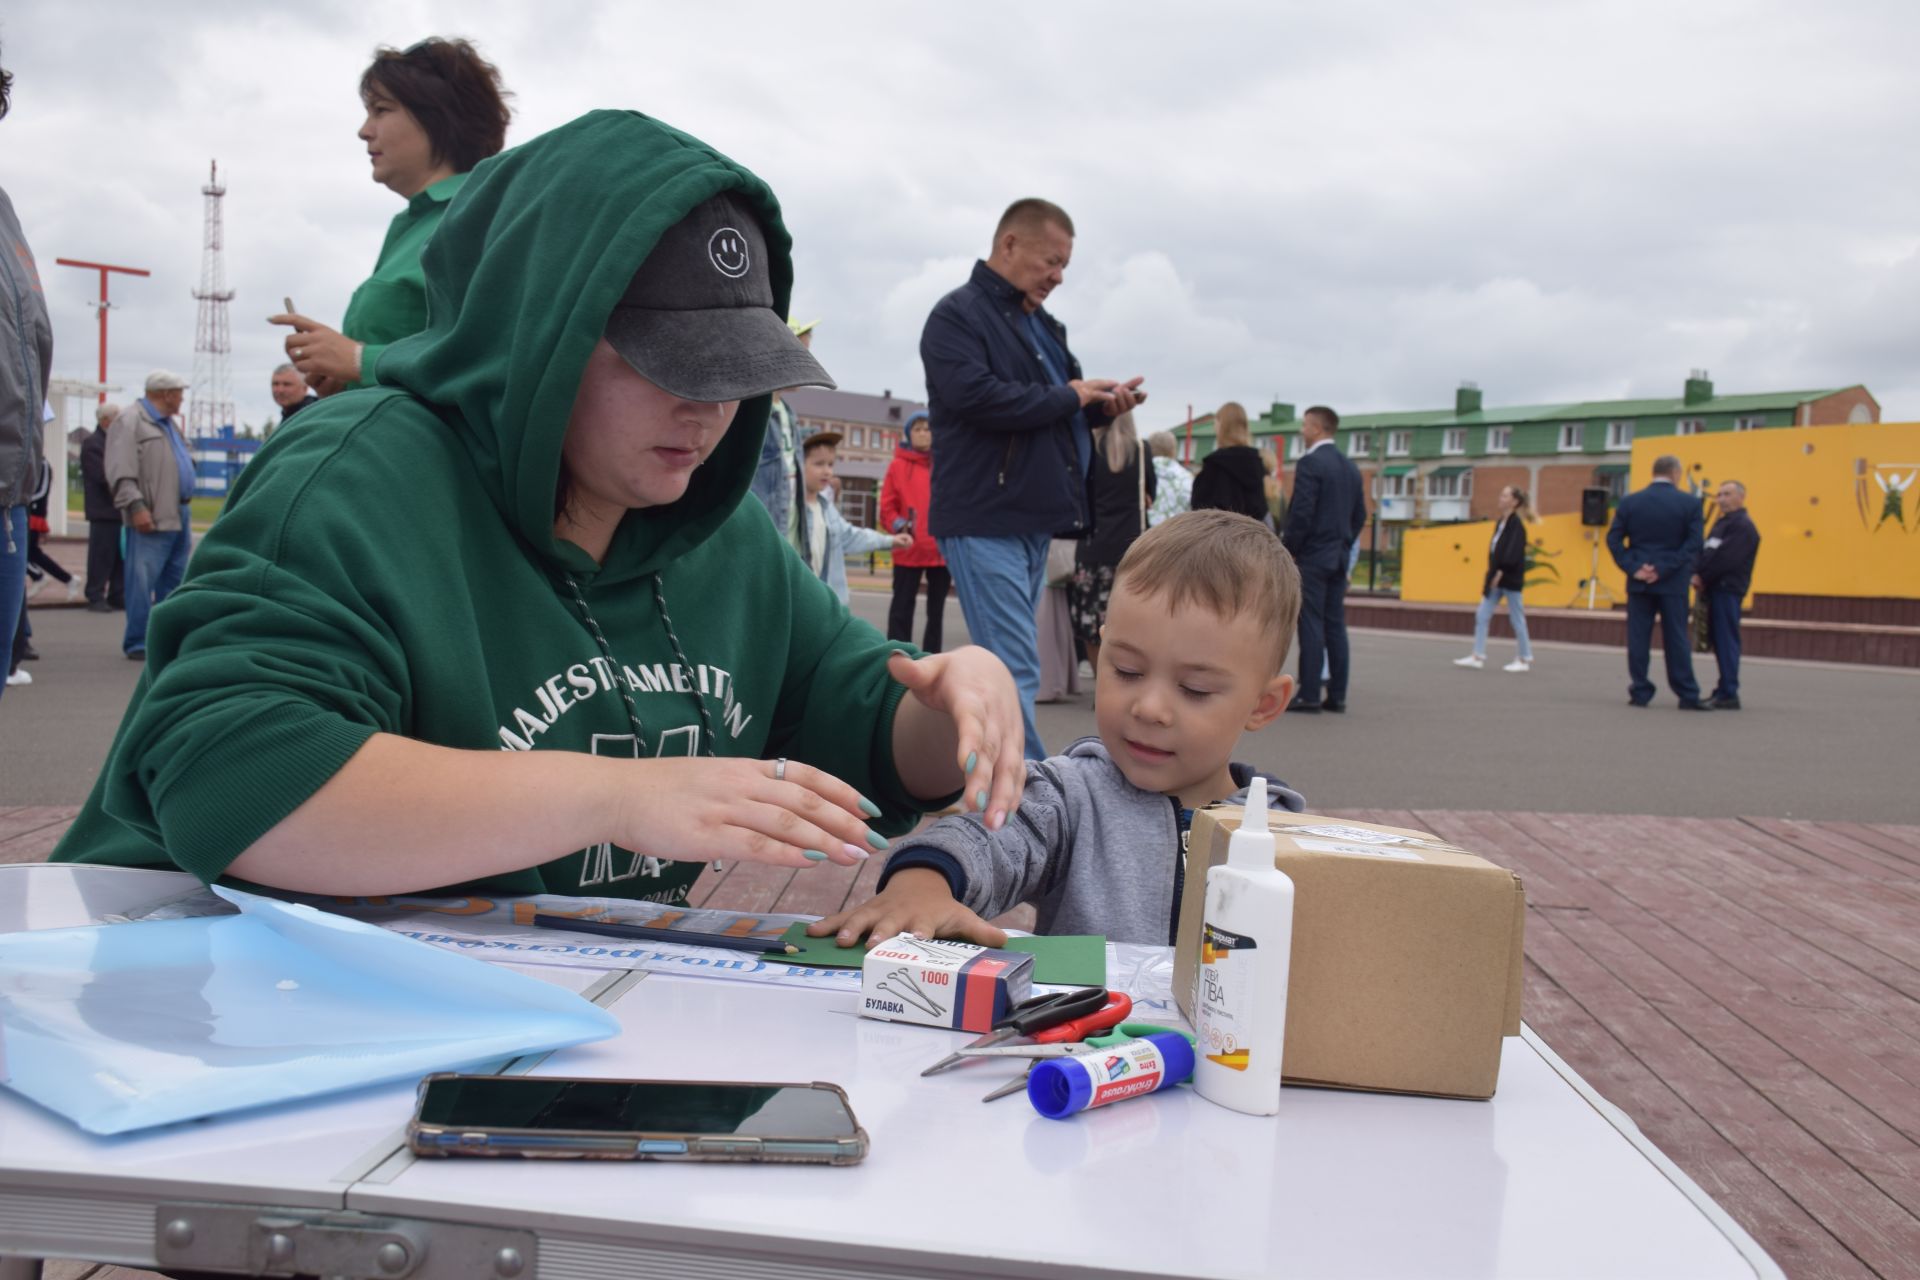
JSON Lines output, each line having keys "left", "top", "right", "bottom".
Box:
{"left": 812, "top": 510, "right": 1306, "bottom": 947}
{"left": 798, "top": 431, "right": 911, "bottom": 605}
{"left": 880, "top": 411, "right": 949, "bottom": 651}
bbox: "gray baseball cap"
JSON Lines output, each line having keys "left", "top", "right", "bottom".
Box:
{"left": 604, "top": 192, "right": 834, "bottom": 402}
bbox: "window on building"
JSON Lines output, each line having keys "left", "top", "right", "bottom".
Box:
{"left": 1348, "top": 431, "right": 1373, "bottom": 456}
{"left": 1285, "top": 435, "right": 1303, "bottom": 461}
{"left": 1442, "top": 428, "right": 1466, "bottom": 455}
{"left": 1674, "top": 418, "right": 1703, "bottom": 436}
{"left": 1559, "top": 422, "right": 1585, "bottom": 452}
{"left": 1373, "top": 473, "right": 1413, "bottom": 498}
{"left": 850, "top": 426, "right": 865, "bottom": 447}
{"left": 1486, "top": 426, "right": 1511, "bottom": 453}
{"left": 1733, "top": 415, "right": 1764, "bottom": 431}
{"left": 1600, "top": 471, "right": 1629, "bottom": 502}
{"left": 1386, "top": 430, "right": 1412, "bottom": 457}
{"left": 1606, "top": 420, "right": 1635, "bottom": 450}
{"left": 1425, "top": 470, "right": 1473, "bottom": 498}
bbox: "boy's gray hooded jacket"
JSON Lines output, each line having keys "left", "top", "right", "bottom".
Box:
{"left": 883, "top": 737, "right": 1305, "bottom": 945}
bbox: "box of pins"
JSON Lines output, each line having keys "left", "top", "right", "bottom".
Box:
{"left": 859, "top": 932, "right": 1035, "bottom": 1033}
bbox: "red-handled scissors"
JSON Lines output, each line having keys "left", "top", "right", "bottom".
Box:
{"left": 921, "top": 989, "right": 1131, "bottom": 1076}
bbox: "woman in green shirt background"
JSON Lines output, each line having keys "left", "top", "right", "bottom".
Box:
{"left": 270, "top": 38, "right": 512, "bottom": 395}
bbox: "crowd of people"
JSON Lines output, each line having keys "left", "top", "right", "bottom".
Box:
{"left": 0, "top": 30, "right": 1764, "bottom": 952}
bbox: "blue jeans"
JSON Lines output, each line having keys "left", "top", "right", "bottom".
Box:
{"left": 124, "top": 505, "right": 193, "bottom": 656}
{"left": 1472, "top": 589, "right": 1533, "bottom": 661}
{"left": 1625, "top": 590, "right": 1701, "bottom": 705}
{"left": 1706, "top": 590, "right": 1743, "bottom": 700}
{"left": 1, "top": 506, "right": 25, "bottom": 701}
{"left": 942, "top": 532, "right": 1050, "bottom": 761}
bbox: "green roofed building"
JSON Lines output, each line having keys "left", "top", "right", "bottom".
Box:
{"left": 1174, "top": 373, "right": 1879, "bottom": 547}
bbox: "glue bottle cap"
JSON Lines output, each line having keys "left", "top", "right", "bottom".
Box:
{"left": 1227, "top": 778, "right": 1274, "bottom": 870}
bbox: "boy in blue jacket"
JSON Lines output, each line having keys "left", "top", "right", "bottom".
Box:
{"left": 797, "top": 431, "right": 910, "bottom": 604}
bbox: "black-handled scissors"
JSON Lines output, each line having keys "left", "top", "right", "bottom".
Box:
{"left": 920, "top": 987, "right": 1111, "bottom": 1076}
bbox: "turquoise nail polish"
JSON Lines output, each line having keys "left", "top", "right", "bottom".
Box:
{"left": 802, "top": 849, "right": 828, "bottom": 862}
{"left": 858, "top": 795, "right": 882, "bottom": 818}
{"left": 864, "top": 828, "right": 889, "bottom": 851}
{"left": 976, "top": 790, "right": 989, "bottom": 811}
{"left": 965, "top": 751, "right": 978, "bottom": 774}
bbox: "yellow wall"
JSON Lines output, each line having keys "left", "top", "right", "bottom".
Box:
{"left": 1400, "top": 422, "right": 1920, "bottom": 606}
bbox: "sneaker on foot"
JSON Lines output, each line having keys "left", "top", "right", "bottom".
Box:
{"left": 1453, "top": 654, "right": 1485, "bottom": 668}
{"left": 65, "top": 579, "right": 82, "bottom": 602}
{"left": 5, "top": 668, "right": 31, "bottom": 686}
{"left": 1503, "top": 658, "right": 1531, "bottom": 672}
{"left": 25, "top": 575, "right": 46, "bottom": 600}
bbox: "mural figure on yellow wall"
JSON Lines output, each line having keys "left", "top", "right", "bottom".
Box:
{"left": 1861, "top": 460, "right": 1917, "bottom": 533}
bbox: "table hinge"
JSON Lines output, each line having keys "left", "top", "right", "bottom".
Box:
{"left": 154, "top": 1202, "right": 536, "bottom": 1279}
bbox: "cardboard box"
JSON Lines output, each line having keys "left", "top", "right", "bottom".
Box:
{"left": 860, "top": 933, "right": 1035, "bottom": 1033}
{"left": 1174, "top": 809, "right": 1524, "bottom": 1100}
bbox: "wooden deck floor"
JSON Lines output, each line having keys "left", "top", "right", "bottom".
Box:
{"left": 5, "top": 806, "right": 1917, "bottom": 1280}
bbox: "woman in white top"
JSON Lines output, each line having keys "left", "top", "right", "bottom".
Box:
{"left": 1455, "top": 486, "right": 1536, "bottom": 671}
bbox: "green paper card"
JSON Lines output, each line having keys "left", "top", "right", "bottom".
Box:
{"left": 772, "top": 923, "right": 1107, "bottom": 988}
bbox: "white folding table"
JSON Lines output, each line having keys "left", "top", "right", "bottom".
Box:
{"left": 0, "top": 864, "right": 1784, "bottom": 1279}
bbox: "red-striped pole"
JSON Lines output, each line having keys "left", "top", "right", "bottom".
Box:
{"left": 56, "top": 258, "right": 151, "bottom": 403}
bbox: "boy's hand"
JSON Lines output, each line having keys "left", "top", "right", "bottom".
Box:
{"left": 807, "top": 868, "right": 1009, "bottom": 949}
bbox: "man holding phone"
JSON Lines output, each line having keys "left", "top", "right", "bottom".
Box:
{"left": 920, "top": 198, "right": 1145, "bottom": 761}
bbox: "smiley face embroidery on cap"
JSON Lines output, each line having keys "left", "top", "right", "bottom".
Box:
{"left": 708, "top": 227, "right": 750, "bottom": 279}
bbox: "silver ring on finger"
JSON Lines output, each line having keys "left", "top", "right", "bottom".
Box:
{"left": 293, "top": 347, "right": 304, "bottom": 359}
{"left": 772, "top": 757, "right": 787, "bottom": 782}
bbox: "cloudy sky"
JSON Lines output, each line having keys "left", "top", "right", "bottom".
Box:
{"left": 4, "top": 1, "right": 1916, "bottom": 438}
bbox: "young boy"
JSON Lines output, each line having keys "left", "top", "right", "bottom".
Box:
{"left": 810, "top": 509, "right": 1306, "bottom": 947}
{"left": 797, "top": 430, "right": 912, "bottom": 603}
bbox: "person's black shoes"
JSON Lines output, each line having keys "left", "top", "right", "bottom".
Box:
{"left": 125, "top": 650, "right": 145, "bottom": 662}
{"left": 1711, "top": 695, "right": 1741, "bottom": 710}
{"left": 1321, "top": 700, "right": 1346, "bottom": 713}
{"left": 19, "top": 642, "right": 39, "bottom": 662}
{"left": 1286, "top": 695, "right": 1321, "bottom": 714}
{"left": 85, "top": 600, "right": 113, "bottom": 613}
{"left": 1676, "top": 699, "right": 1715, "bottom": 712}
{"left": 1628, "top": 698, "right": 1651, "bottom": 708}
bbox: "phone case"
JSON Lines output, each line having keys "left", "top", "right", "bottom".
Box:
{"left": 406, "top": 1075, "right": 869, "bottom": 1165}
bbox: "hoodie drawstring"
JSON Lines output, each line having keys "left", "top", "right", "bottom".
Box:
{"left": 560, "top": 571, "right": 718, "bottom": 759}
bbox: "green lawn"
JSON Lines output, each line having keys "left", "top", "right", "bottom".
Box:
{"left": 190, "top": 496, "right": 227, "bottom": 527}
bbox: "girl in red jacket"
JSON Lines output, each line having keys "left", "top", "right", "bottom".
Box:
{"left": 881, "top": 411, "right": 949, "bottom": 651}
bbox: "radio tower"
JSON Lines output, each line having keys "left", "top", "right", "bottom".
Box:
{"left": 188, "top": 160, "right": 235, "bottom": 437}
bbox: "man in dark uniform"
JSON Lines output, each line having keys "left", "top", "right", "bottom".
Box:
{"left": 1607, "top": 454, "right": 1711, "bottom": 710}
{"left": 80, "top": 402, "right": 125, "bottom": 610}
{"left": 1692, "top": 479, "right": 1760, "bottom": 710}
{"left": 1281, "top": 405, "right": 1367, "bottom": 713}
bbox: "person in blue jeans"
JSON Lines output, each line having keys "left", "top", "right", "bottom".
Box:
{"left": 919, "top": 198, "right": 1144, "bottom": 759}
{"left": 1454, "top": 485, "right": 1536, "bottom": 672}
{"left": 2, "top": 46, "right": 56, "bottom": 704}
{"left": 106, "top": 373, "right": 197, "bottom": 660}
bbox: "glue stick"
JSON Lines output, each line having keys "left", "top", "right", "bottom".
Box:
{"left": 1193, "top": 779, "right": 1294, "bottom": 1116}
{"left": 1027, "top": 1033, "right": 1196, "bottom": 1119}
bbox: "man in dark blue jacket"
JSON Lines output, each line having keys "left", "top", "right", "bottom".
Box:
{"left": 920, "top": 198, "right": 1143, "bottom": 760}
{"left": 1606, "top": 455, "right": 1711, "bottom": 710}
{"left": 1281, "top": 406, "right": 1367, "bottom": 713}
{"left": 1691, "top": 479, "right": 1760, "bottom": 709}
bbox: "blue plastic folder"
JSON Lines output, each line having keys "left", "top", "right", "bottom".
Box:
{"left": 0, "top": 887, "right": 619, "bottom": 1135}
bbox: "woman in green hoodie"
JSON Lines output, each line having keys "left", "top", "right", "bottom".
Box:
{"left": 270, "top": 38, "right": 512, "bottom": 394}
{"left": 54, "top": 111, "right": 1023, "bottom": 904}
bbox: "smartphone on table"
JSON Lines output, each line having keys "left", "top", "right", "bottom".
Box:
{"left": 407, "top": 1074, "right": 868, "bottom": 1165}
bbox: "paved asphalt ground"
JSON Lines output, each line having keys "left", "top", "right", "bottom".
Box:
{"left": 3, "top": 588, "right": 1913, "bottom": 820}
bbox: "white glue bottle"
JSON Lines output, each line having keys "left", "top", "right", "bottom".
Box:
{"left": 1193, "top": 778, "right": 1294, "bottom": 1115}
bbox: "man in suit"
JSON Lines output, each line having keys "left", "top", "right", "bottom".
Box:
{"left": 1692, "top": 479, "right": 1760, "bottom": 710}
{"left": 1606, "top": 455, "right": 1711, "bottom": 710}
{"left": 1281, "top": 405, "right": 1367, "bottom": 713}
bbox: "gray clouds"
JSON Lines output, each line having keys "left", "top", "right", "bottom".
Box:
{"left": 3, "top": 0, "right": 1915, "bottom": 437}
